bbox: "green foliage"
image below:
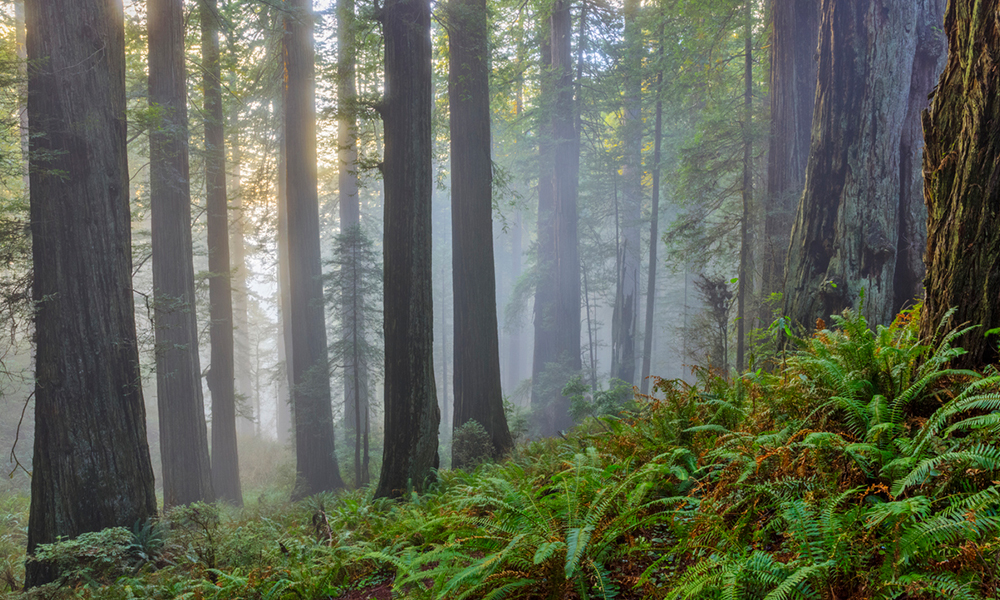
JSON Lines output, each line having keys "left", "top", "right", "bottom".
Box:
{"left": 452, "top": 420, "right": 494, "bottom": 470}
{"left": 503, "top": 397, "right": 530, "bottom": 443}
{"left": 30, "top": 528, "right": 148, "bottom": 587}
{"left": 387, "top": 447, "right": 687, "bottom": 599}
{"left": 564, "top": 376, "right": 637, "bottom": 422}
{"left": 4, "top": 306, "right": 1000, "bottom": 599}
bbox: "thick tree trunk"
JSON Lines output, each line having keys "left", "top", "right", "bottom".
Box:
{"left": 611, "top": 0, "right": 641, "bottom": 386}
{"left": 285, "top": 0, "right": 344, "bottom": 498}
{"left": 148, "top": 0, "right": 215, "bottom": 508}
{"left": 449, "top": 0, "right": 514, "bottom": 467}
{"left": 531, "top": 0, "right": 581, "bottom": 436}
{"left": 783, "top": 0, "right": 946, "bottom": 329}
{"left": 898, "top": 4, "right": 947, "bottom": 308}
{"left": 551, "top": 0, "right": 581, "bottom": 423}
{"left": 921, "top": 0, "right": 1000, "bottom": 368}
{"left": 201, "top": 0, "right": 242, "bottom": 506}
{"left": 762, "top": 0, "right": 819, "bottom": 299}
{"left": 375, "top": 0, "right": 440, "bottom": 498}
{"left": 25, "top": 0, "right": 157, "bottom": 585}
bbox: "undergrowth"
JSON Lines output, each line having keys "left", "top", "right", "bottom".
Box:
{"left": 3, "top": 305, "right": 1000, "bottom": 599}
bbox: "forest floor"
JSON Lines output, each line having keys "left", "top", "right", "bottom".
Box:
{"left": 2, "top": 306, "right": 1000, "bottom": 599}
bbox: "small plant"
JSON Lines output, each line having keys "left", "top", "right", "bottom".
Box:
{"left": 164, "top": 501, "right": 221, "bottom": 569}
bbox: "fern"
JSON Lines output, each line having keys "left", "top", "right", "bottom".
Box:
{"left": 896, "top": 486, "right": 1000, "bottom": 566}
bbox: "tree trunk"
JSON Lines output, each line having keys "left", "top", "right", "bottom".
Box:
{"left": 584, "top": 268, "right": 597, "bottom": 390}
{"left": 338, "top": 0, "right": 368, "bottom": 486}
{"left": 640, "top": 24, "right": 665, "bottom": 396}
{"left": 531, "top": 0, "right": 581, "bottom": 436}
{"left": 15, "top": 0, "right": 28, "bottom": 193}
{"left": 920, "top": 0, "right": 1000, "bottom": 368}
{"left": 448, "top": 0, "right": 514, "bottom": 467}
{"left": 375, "top": 0, "right": 440, "bottom": 498}
{"left": 736, "top": 0, "right": 752, "bottom": 372}
{"left": 531, "top": 30, "right": 556, "bottom": 420}
{"left": 201, "top": 0, "right": 242, "bottom": 506}
{"left": 504, "top": 209, "right": 523, "bottom": 393}
{"left": 25, "top": 0, "right": 157, "bottom": 585}
{"left": 441, "top": 267, "right": 450, "bottom": 437}
{"left": 285, "top": 0, "right": 344, "bottom": 498}
{"left": 531, "top": 31, "right": 557, "bottom": 428}
{"left": 230, "top": 131, "right": 254, "bottom": 436}
{"left": 552, "top": 0, "right": 581, "bottom": 423}
{"left": 762, "top": 0, "right": 819, "bottom": 299}
{"left": 611, "top": 0, "right": 641, "bottom": 386}
{"left": 276, "top": 90, "right": 293, "bottom": 446}
{"left": 148, "top": 0, "right": 215, "bottom": 508}
{"left": 783, "top": 0, "right": 946, "bottom": 329}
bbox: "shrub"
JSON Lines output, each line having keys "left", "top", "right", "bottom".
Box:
{"left": 29, "top": 527, "right": 145, "bottom": 586}
{"left": 451, "top": 420, "right": 493, "bottom": 470}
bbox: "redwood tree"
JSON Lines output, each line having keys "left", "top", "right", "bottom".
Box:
{"left": 783, "top": 0, "right": 946, "bottom": 329}
{"left": 448, "top": 0, "right": 514, "bottom": 466}
{"left": 611, "top": 0, "right": 642, "bottom": 386}
{"left": 921, "top": 0, "right": 1000, "bottom": 367}
{"left": 531, "top": 0, "right": 581, "bottom": 436}
{"left": 26, "top": 0, "right": 156, "bottom": 584}
{"left": 376, "top": 0, "right": 441, "bottom": 498}
{"left": 639, "top": 23, "right": 665, "bottom": 395}
{"left": 276, "top": 89, "right": 293, "bottom": 446}
{"left": 762, "top": 0, "right": 819, "bottom": 298}
{"left": 338, "top": 0, "right": 369, "bottom": 485}
{"left": 149, "top": 0, "right": 215, "bottom": 507}
{"left": 202, "top": 0, "right": 242, "bottom": 506}
{"left": 285, "top": 0, "right": 345, "bottom": 498}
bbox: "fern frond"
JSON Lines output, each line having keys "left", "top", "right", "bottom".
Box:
{"left": 896, "top": 486, "right": 1000, "bottom": 565}
{"left": 889, "top": 571, "right": 978, "bottom": 600}
{"left": 909, "top": 376, "right": 1000, "bottom": 457}
{"left": 762, "top": 560, "right": 831, "bottom": 600}
{"left": 944, "top": 411, "right": 1000, "bottom": 436}
{"left": 892, "top": 445, "right": 1000, "bottom": 496}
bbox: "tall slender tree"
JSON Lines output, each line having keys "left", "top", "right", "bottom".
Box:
{"left": 201, "top": 0, "right": 242, "bottom": 506}
{"left": 376, "top": 0, "right": 441, "bottom": 498}
{"left": 148, "top": 0, "right": 215, "bottom": 507}
{"left": 531, "top": 32, "right": 557, "bottom": 423}
{"left": 230, "top": 130, "right": 255, "bottom": 436}
{"left": 25, "top": 0, "right": 157, "bottom": 585}
{"left": 14, "top": 0, "right": 27, "bottom": 192}
{"left": 640, "top": 22, "right": 665, "bottom": 395}
{"left": 448, "top": 0, "right": 514, "bottom": 466}
{"left": 285, "top": 0, "right": 345, "bottom": 498}
{"left": 783, "top": 0, "right": 946, "bottom": 329}
{"left": 338, "top": 0, "right": 369, "bottom": 485}
{"left": 276, "top": 89, "right": 293, "bottom": 446}
{"left": 735, "top": 0, "right": 752, "bottom": 371}
{"left": 611, "top": 0, "right": 642, "bottom": 386}
{"left": 920, "top": 0, "right": 1000, "bottom": 368}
